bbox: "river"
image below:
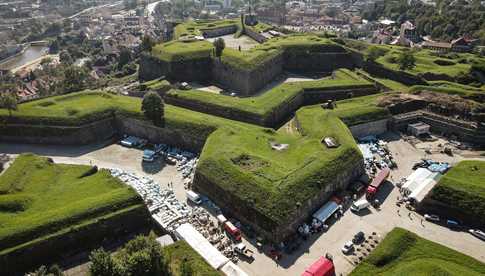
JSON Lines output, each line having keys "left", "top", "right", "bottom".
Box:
{"left": 0, "top": 45, "right": 49, "bottom": 71}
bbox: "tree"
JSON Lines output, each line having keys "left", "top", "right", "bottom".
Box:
{"left": 366, "top": 46, "right": 387, "bottom": 62}
{"left": 213, "top": 38, "right": 225, "bottom": 59}
{"left": 59, "top": 51, "right": 73, "bottom": 65}
{"left": 63, "top": 66, "right": 88, "bottom": 93}
{"left": 141, "top": 35, "right": 155, "bottom": 52}
{"left": 49, "top": 39, "right": 60, "bottom": 54}
{"left": 142, "top": 92, "right": 164, "bottom": 126}
{"left": 180, "top": 258, "right": 193, "bottom": 276}
{"left": 118, "top": 48, "right": 132, "bottom": 69}
{"left": 397, "top": 50, "right": 416, "bottom": 71}
{"left": 89, "top": 248, "right": 122, "bottom": 276}
{"left": 29, "top": 264, "right": 64, "bottom": 276}
{"left": 0, "top": 92, "right": 18, "bottom": 116}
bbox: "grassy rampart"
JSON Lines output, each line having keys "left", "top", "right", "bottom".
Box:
{"left": 350, "top": 227, "right": 485, "bottom": 275}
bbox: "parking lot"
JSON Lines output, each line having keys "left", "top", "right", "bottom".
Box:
{"left": 1, "top": 132, "right": 484, "bottom": 275}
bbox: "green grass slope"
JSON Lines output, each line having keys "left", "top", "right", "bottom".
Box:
{"left": 430, "top": 160, "right": 485, "bottom": 223}
{"left": 350, "top": 227, "right": 485, "bottom": 276}
{"left": 196, "top": 104, "right": 362, "bottom": 228}
{"left": 167, "top": 69, "right": 376, "bottom": 120}
{"left": 0, "top": 154, "right": 142, "bottom": 254}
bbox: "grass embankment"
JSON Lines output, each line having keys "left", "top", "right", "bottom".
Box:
{"left": 0, "top": 91, "right": 251, "bottom": 138}
{"left": 174, "top": 19, "right": 239, "bottom": 39}
{"left": 163, "top": 241, "right": 220, "bottom": 276}
{"left": 350, "top": 227, "right": 485, "bottom": 275}
{"left": 168, "top": 69, "right": 376, "bottom": 120}
{"left": 0, "top": 154, "right": 142, "bottom": 255}
{"left": 430, "top": 160, "right": 485, "bottom": 224}
{"left": 342, "top": 39, "right": 485, "bottom": 79}
{"left": 409, "top": 82, "right": 485, "bottom": 101}
{"left": 197, "top": 103, "right": 362, "bottom": 227}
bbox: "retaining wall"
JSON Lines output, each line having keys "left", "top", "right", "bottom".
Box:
{"left": 363, "top": 61, "right": 427, "bottom": 86}
{"left": 244, "top": 28, "right": 268, "bottom": 43}
{"left": 0, "top": 117, "right": 117, "bottom": 145}
{"left": 193, "top": 155, "right": 364, "bottom": 243}
{"left": 349, "top": 118, "right": 390, "bottom": 138}
{"left": 284, "top": 52, "right": 355, "bottom": 72}
{"left": 212, "top": 53, "right": 285, "bottom": 96}
{"left": 0, "top": 205, "right": 150, "bottom": 276}
{"left": 202, "top": 25, "right": 237, "bottom": 38}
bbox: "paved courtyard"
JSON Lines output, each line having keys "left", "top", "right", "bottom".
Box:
{"left": 1, "top": 132, "right": 484, "bottom": 275}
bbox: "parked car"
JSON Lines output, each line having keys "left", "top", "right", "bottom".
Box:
{"left": 186, "top": 190, "right": 202, "bottom": 205}
{"left": 446, "top": 219, "right": 462, "bottom": 230}
{"left": 424, "top": 214, "right": 440, "bottom": 222}
{"left": 353, "top": 231, "right": 365, "bottom": 244}
{"left": 350, "top": 199, "right": 371, "bottom": 212}
{"left": 469, "top": 229, "right": 485, "bottom": 241}
{"left": 142, "top": 149, "right": 156, "bottom": 162}
{"left": 341, "top": 241, "right": 354, "bottom": 254}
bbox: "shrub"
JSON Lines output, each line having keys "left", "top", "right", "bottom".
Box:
{"left": 37, "top": 100, "right": 56, "bottom": 107}
{"left": 434, "top": 59, "right": 456, "bottom": 66}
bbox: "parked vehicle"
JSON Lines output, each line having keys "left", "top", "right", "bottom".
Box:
{"left": 353, "top": 231, "right": 365, "bottom": 244}
{"left": 366, "top": 168, "right": 390, "bottom": 198}
{"left": 234, "top": 243, "right": 254, "bottom": 260}
{"left": 142, "top": 149, "right": 156, "bottom": 162}
{"left": 446, "top": 219, "right": 461, "bottom": 230}
{"left": 341, "top": 241, "right": 354, "bottom": 254}
{"left": 469, "top": 229, "right": 485, "bottom": 241}
{"left": 349, "top": 181, "right": 366, "bottom": 195}
{"left": 216, "top": 214, "right": 227, "bottom": 226}
{"left": 350, "top": 199, "right": 371, "bottom": 212}
{"left": 424, "top": 214, "right": 440, "bottom": 222}
{"left": 120, "top": 136, "right": 139, "bottom": 147}
{"left": 301, "top": 256, "right": 335, "bottom": 276}
{"left": 186, "top": 190, "right": 202, "bottom": 205}
{"left": 224, "top": 221, "right": 242, "bottom": 241}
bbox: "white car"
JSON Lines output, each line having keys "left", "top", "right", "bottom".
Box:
{"left": 341, "top": 241, "right": 354, "bottom": 254}
{"left": 469, "top": 229, "right": 485, "bottom": 241}
{"left": 424, "top": 214, "right": 440, "bottom": 222}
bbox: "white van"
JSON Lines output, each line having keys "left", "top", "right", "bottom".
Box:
{"left": 186, "top": 190, "right": 202, "bottom": 205}
{"left": 351, "top": 199, "right": 371, "bottom": 212}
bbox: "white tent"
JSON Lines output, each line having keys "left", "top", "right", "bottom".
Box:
{"left": 409, "top": 174, "right": 441, "bottom": 204}
{"left": 220, "top": 261, "right": 249, "bottom": 276}
{"left": 402, "top": 168, "right": 433, "bottom": 194}
{"left": 174, "top": 224, "right": 229, "bottom": 270}
{"left": 313, "top": 200, "right": 339, "bottom": 223}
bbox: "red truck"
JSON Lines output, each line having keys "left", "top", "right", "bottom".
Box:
{"left": 366, "top": 168, "right": 390, "bottom": 198}
{"left": 301, "top": 256, "right": 335, "bottom": 276}
{"left": 224, "top": 221, "right": 242, "bottom": 241}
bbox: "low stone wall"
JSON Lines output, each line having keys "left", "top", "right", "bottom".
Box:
{"left": 0, "top": 117, "right": 117, "bottom": 145}
{"left": 363, "top": 61, "right": 427, "bottom": 86}
{"left": 303, "top": 85, "right": 378, "bottom": 105}
{"left": 244, "top": 28, "right": 267, "bottom": 43}
{"left": 349, "top": 118, "right": 390, "bottom": 138}
{"left": 0, "top": 205, "right": 150, "bottom": 276}
{"left": 391, "top": 111, "right": 485, "bottom": 146}
{"left": 202, "top": 25, "right": 237, "bottom": 38}
{"left": 115, "top": 116, "right": 208, "bottom": 152}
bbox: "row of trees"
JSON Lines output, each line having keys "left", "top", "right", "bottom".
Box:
{"left": 361, "top": 0, "right": 485, "bottom": 44}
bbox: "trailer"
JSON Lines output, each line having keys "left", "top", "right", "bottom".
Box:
{"left": 366, "top": 168, "right": 390, "bottom": 198}
{"left": 301, "top": 256, "right": 335, "bottom": 276}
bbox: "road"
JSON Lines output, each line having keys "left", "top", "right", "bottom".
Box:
{"left": 1, "top": 134, "right": 484, "bottom": 275}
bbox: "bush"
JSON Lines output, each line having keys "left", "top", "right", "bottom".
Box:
{"left": 434, "top": 59, "right": 456, "bottom": 66}
{"left": 37, "top": 100, "right": 56, "bottom": 107}
{"left": 65, "top": 107, "right": 79, "bottom": 116}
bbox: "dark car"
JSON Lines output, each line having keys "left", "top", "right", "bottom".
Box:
{"left": 353, "top": 231, "right": 365, "bottom": 244}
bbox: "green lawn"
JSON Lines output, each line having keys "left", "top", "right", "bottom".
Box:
{"left": 174, "top": 19, "right": 240, "bottom": 39}
{"left": 167, "top": 69, "right": 375, "bottom": 118}
{"left": 0, "top": 154, "right": 142, "bottom": 254}
{"left": 163, "top": 241, "right": 220, "bottom": 276}
{"left": 350, "top": 227, "right": 485, "bottom": 276}
{"left": 430, "top": 161, "right": 485, "bottom": 224}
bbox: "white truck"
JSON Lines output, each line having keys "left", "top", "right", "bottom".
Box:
{"left": 234, "top": 243, "right": 254, "bottom": 260}
{"left": 186, "top": 190, "right": 202, "bottom": 205}
{"left": 350, "top": 199, "right": 371, "bottom": 212}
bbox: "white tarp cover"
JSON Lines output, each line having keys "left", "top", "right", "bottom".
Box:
{"left": 313, "top": 200, "right": 339, "bottom": 223}
{"left": 175, "top": 224, "right": 229, "bottom": 270}
{"left": 402, "top": 168, "right": 433, "bottom": 192}
{"left": 220, "top": 261, "right": 249, "bottom": 276}
{"left": 409, "top": 173, "right": 441, "bottom": 203}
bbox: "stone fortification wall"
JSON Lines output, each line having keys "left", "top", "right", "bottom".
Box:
{"left": 139, "top": 54, "right": 212, "bottom": 82}
{"left": 363, "top": 61, "right": 427, "bottom": 86}
{"left": 211, "top": 53, "right": 285, "bottom": 96}
{"left": 391, "top": 111, "right": 485, "bottom": 146}
{"left": 244, "top": 28, "right": 268, "bottom": 43}
{"left": 202, "top": 25, "right": 237, "bottom": 38}
{"left": 139, "top": 54, "right": 169, "bottom": 81}
{"left": 193, "top": 155, "right": 364, "bottom": 243}
{"left": 349, "top": 118, "right": 390, "bottom": 138}
{"left": 284, "top": 52, "right": 355, "bottom": 72}
{"left": 0, "top": 117, "right": 117, "bottom": 145}
{"left": 418, "top": 197, "right": 485, "bottom": 228}
{"left": 1, "top": 205, "right": 150, "bottom": 276}
{"left": 115, "top": 116, "right": 209, "bottom": 152}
